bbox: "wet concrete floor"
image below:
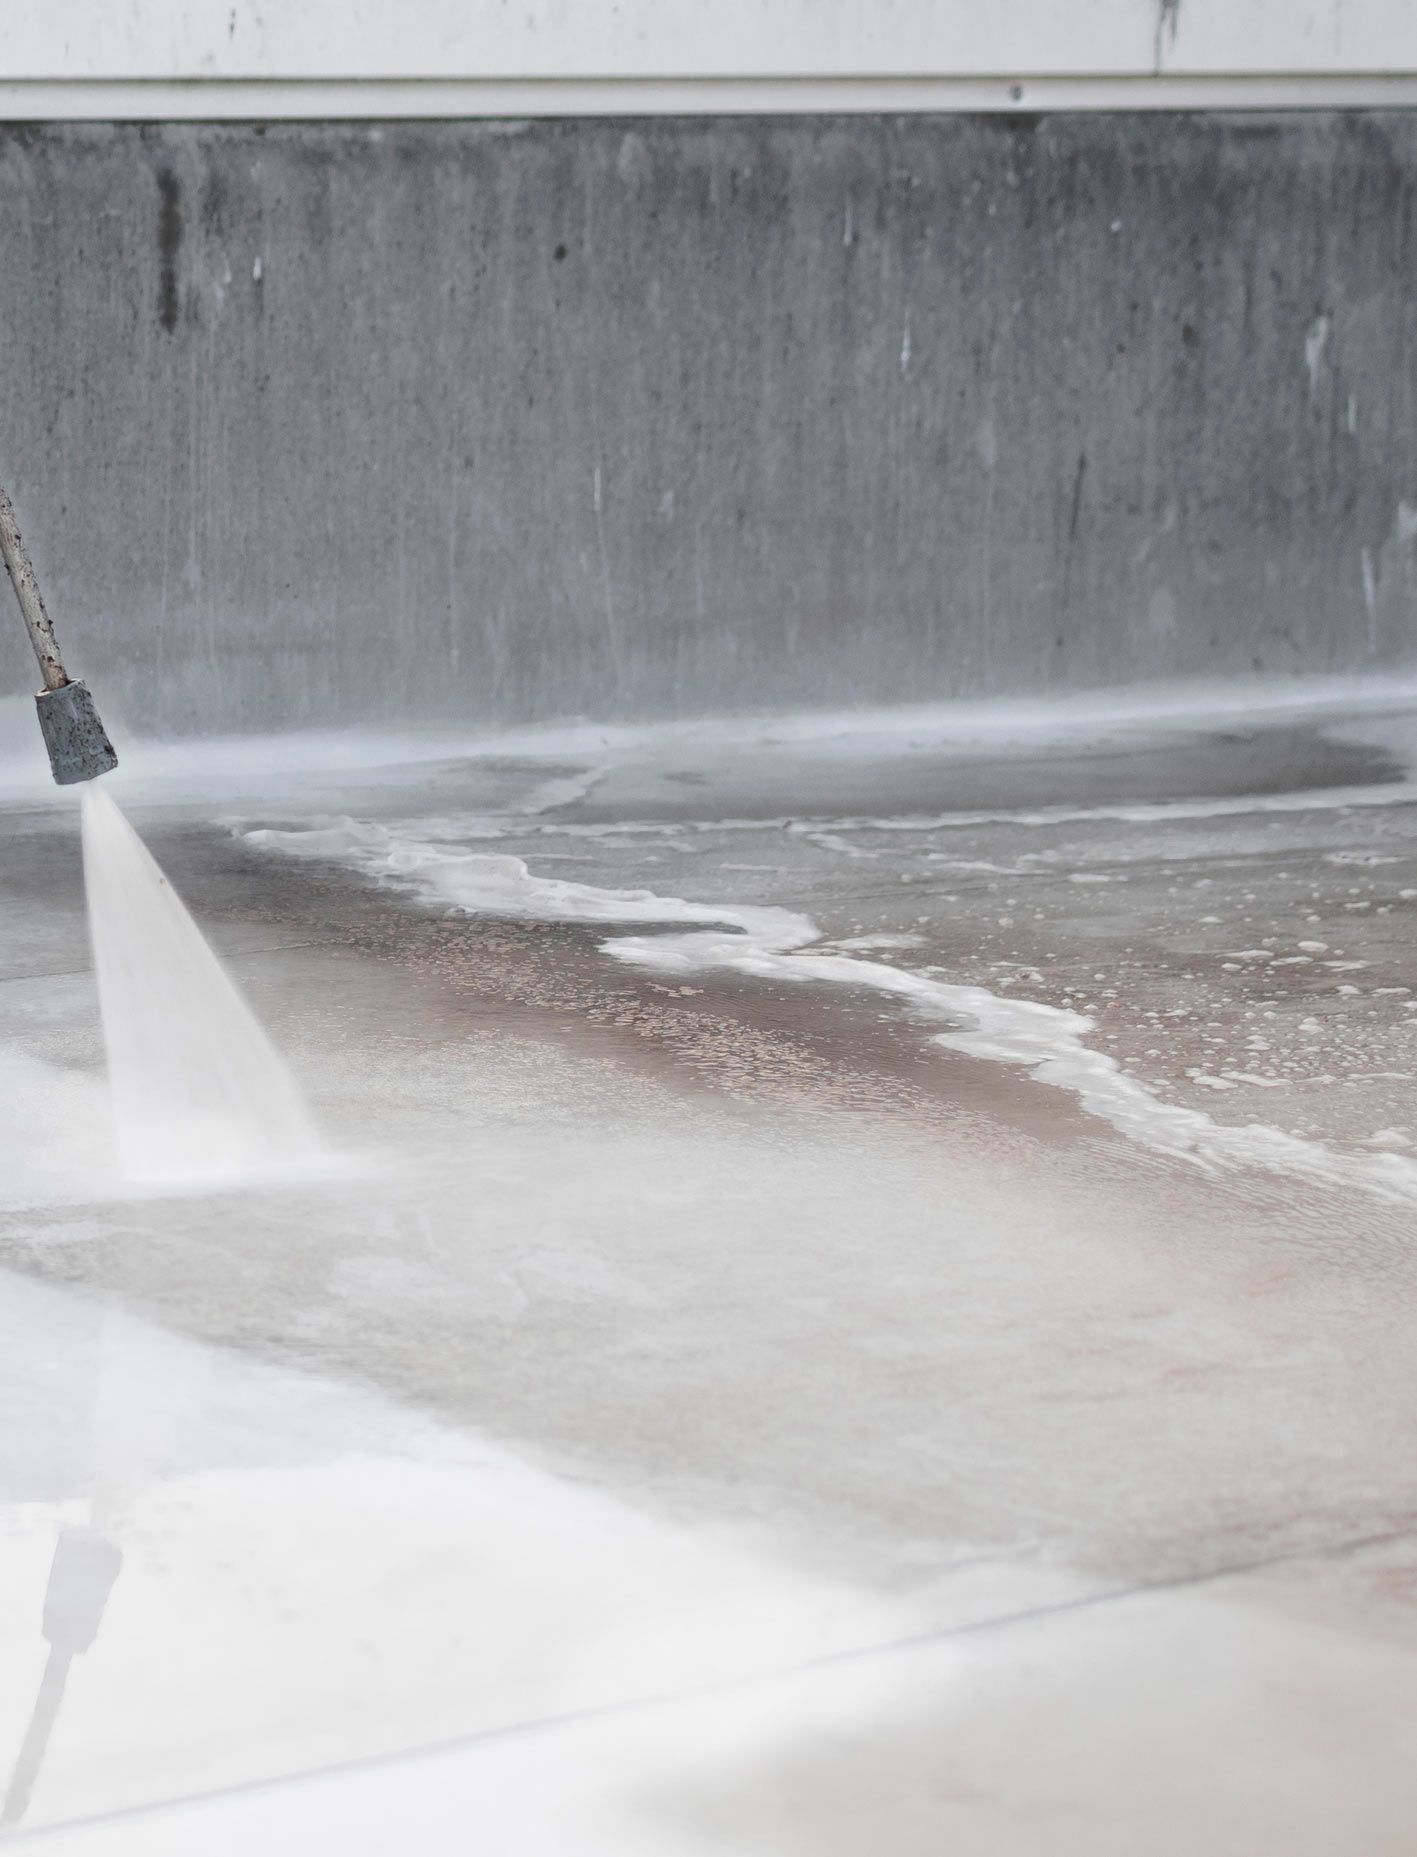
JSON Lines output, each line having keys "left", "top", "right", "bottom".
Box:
{"left": 2, "top": 687, "right": 1416, "bottom": 1852}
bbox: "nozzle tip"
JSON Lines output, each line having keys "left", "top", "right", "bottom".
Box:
{"left": 36, "top": 681, "right": 118, "bottom": 786}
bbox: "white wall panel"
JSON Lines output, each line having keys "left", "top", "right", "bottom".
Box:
{"left": 2, "top": 0, "right": 1415, "bottom": 114}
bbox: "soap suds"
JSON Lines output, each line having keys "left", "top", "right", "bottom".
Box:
{"left": 245, "top": 818, "right": 1417, "bottom": 1208}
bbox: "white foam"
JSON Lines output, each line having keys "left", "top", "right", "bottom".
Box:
{"left": 814, "top": 777, "right": 1417, "bottom": 835}
{"left": 246, "top": 818, "right": 817, "bottom": 950}
{"left": 244, "top": 817, "right": 1417, "bottom": 1208}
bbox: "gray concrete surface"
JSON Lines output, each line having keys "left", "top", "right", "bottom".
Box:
{"left": 3, "top": 692, "right": 1417, "bottom": 1849}
{"left": 1, "top": 114, "right": 1416, "bottom": 734}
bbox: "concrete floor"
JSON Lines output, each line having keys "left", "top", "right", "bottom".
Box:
{"left": 2, "top": 679, "right": 1417, "bottom": 1852}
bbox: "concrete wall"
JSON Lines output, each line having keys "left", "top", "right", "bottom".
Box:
{"left": 0, "top": 115, "right": 1415, "bottom": 735}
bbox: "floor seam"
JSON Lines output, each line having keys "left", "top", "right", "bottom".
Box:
{"left": 17, "top": 1515, "right": 1417, "bottom": 1843}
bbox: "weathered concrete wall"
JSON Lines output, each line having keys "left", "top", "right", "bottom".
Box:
{"left": 0, "top": 115, "right": 1414, "bottom": 735}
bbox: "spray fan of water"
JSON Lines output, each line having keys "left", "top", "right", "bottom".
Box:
{"left": 80, "top": 785, "right": 322, "bottom": 1187}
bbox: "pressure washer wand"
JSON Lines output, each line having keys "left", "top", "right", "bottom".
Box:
{"left": 0, "top": 479, "right": 117, "bottom": 784}
{"left": 1, "top": 1526, "right": 124, "bottom": 1826}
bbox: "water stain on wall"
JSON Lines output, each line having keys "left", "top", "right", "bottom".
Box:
{"left": 156, "top": 168, "right": 182, "bottom": 335}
